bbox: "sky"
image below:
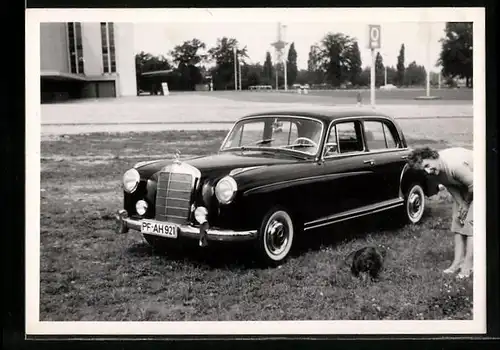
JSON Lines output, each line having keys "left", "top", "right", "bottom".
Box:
{"left": 133, "top": 21, "right": 446, "bottom": 72}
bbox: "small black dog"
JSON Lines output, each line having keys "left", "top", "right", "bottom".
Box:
{"left": 345, "top": 246, "right": 386, "bottom": 281}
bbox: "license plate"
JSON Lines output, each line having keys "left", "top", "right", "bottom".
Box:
{"left": 141, "top": 220, "right": 178, "bottom": 239}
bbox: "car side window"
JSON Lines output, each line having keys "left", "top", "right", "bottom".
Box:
{"left": 364, "top": 120, "right": 398, "bottom": 150}
{"left": 383, "top": 123, "right": 398, "bottom": 148}
{"left": 336, "top": 121, "right": 364, "bottom": 154}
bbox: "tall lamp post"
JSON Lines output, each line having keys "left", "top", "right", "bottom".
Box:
{"left": 233, "top": 47, "right": 237, "bottom": 91}
{"left": 426, "top": 23, "right": 431, "bottom": 97}
{"left": 384, "top": 52, "right": 387, "bottom": 86}
{"left": 415, "top": 22, "right": 441, "bottom": 100}
{"left": 283, "top": 25, "right": 288, "bottom": 91}
{"left": 238, "top": 55, "right": 242, "bottom": 90}
{"left": 271, "top": 22, "right": 288, "bottom": 91}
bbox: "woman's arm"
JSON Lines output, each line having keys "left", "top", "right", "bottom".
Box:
{"left": 453, "top": 160, "right": 474, "bottom": 204}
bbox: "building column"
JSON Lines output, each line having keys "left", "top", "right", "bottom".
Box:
{"left": 114, "top": 23, "right": 137, "bottom": 96}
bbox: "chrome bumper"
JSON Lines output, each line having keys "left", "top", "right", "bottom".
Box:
{"left": 115, "top": 209, "right": 258, "bottom": 242}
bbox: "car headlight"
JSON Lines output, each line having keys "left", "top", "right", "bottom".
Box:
{"left": 215, "top": 176, "right": 237, "bottom": 204}
{"left": 123, "top": 168, "right": 140, "bottom": 193}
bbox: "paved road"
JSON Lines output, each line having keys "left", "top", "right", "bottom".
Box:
{"left": 40, "top": 94, "right": 474, "bottom": 135}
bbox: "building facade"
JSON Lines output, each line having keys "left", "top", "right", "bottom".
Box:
{"left": 40, "top": 22, "right": 137, "bottom": 102}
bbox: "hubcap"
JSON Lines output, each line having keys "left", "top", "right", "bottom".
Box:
{"left": 265, "top": 219, "right": 289, "bottom": 256}
{"left": 408, "top": 187, "right": 424, "bottom": 220}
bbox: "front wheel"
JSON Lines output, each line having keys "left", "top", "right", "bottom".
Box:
{"left": 255, "top": 207, "right": 295, "bottom": 266}
{"left": 404, "top": 182, "right": 426, "bottom": 224}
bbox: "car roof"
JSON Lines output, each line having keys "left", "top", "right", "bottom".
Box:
{"left": 242, "top": 107, "right": 395, "bottom": 124}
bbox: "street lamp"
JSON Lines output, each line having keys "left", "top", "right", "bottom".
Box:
{"left": 233, "top": 47, "right": 237, "bottom": 91}
{"left": 271, "top": 22, "right": 288, "bottom": 91}
{"left": 425, "top": 22, "right": 432, "bottom": 97}
{"left": 238, "top": 55, "right": 242, "bottom": 90}
{"left": 282, "top": 25, "right": 288, "bottom": 91}
{"left": 383, "top": 52, "right": 387, "bottom": 86}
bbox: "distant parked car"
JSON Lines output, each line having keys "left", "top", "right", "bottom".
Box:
{"left": 380, "top": 84, "right": 398, "bottom": 91}
{"left": 116, "top": 108, "right": 439, "bottom": 265}
{"left": 249, "top": 85, "right": 273, "bottom": 90}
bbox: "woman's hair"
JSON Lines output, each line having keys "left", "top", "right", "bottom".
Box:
{"left": 407, "top": 146, "right": 439, "bottom": 168}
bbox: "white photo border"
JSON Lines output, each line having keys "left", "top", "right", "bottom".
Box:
{"left": 26, "top": 7, "right": 486, "bottom": 335}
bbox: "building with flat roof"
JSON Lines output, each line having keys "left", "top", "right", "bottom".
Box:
{"left": 40, "top": 22, "right": 137, "bottom": 103}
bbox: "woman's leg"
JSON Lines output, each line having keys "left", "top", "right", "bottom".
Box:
{"left": 458, "top": 202, "right": 474, "bottom": 278}
{"left": 444, "top": 233, "right": 465, "bottom": 273}
{"left": 444, "top": 200, "right": 466, "bottom": 273}
{"left": 457, "top": 236, "right": 473, "bottom": 278}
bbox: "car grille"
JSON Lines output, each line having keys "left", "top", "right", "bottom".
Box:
{"left": 155, "top": 171, "right": 193, "bottom": 224}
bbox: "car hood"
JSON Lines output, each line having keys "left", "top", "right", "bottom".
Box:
{"left": 135, "top": 151, "right": 302, "bottom": 180}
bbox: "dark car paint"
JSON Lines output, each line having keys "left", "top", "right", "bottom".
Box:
{"left": 123, "top": 109, "right": 432, "bottom": 235}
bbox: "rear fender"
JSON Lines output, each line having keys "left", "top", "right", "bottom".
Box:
{"left": 399, "top": 164, "right": 440, "bottom": 198}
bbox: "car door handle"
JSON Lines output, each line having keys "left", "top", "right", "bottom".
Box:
{"left": 363, "top": 159, "right": 375, "bottom": 165}
{"left": 401, "top": 155, "right": 408, "bottom": 160}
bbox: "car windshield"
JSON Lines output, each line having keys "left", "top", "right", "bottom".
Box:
{"left": 220, "top": 115, "right": 324, "bottom": 156}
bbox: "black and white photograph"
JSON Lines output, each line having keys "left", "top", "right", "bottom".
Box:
{"left": 25, "top": 7, "right": 486, "bottom": 336}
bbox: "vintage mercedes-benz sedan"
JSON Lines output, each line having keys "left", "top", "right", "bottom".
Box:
{"left": 116, "top": 108, "right": 439, "bottom": 265}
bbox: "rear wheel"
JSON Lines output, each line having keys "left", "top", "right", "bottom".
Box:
{"left": 403, "top": 182, "right": 426, "bottom": 224}
{"left": 255, "top": 207, "right": 295, "bottom": 266}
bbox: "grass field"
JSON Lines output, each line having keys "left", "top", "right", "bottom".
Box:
{"left": 39, "top": 118, "right": 474, "bottom": 322}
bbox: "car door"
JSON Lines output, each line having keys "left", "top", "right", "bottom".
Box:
{"left": 362, "top": 118, "right": 409, "bottom": 202}
{"left": 317, "top": 119, "right": 379, "bottom": 215}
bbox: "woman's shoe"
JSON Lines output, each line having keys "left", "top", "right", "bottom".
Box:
{"left": 457, "top": 268, "right": 473, "bottom": 279}
{"left": 443, "top": 264, "right": 462, "bottom": 274}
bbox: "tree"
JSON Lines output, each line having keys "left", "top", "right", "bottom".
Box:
{"left": 135, "top": 51, "right": 172, "bottom": 73}
{"left": 307, "top": 45, "right": 325, "bottom": 84}
{"left": 404, "top": 61, "right": 427, "bottom": 86}
{"left": 207, "top": 37, "right": 248, "bottom": 90}
{"left": 242, "top": 64, "right": 263, "bottom": 88}
{"left": 358, "top": 66, "right": 371, "bottom": 87}
{"left": 295, "top": 69, "right": 310, "bottom": 85}
{"left": 396, "top": 44, "right": 405, "bottom": 86}
{"left": 170, "top": 38, "right": 207, "bottom": 66}
{"left": 386, "top": 66, "right": 398, "bottom": 85}
{"left": 135, "top": 51, "right": 172, "bottom": 93}
{"left": 262, "top": 51, "right": 274, "bottom": 85}
{"left": 307, "top": 33, "right": 359, "bottom": 87}
{"left": 375, "top": 52, "right": 385, "bottom": 87}
{"left": 320, "top": 33, "right": 356, "bottom": 87}
{"left": 429, "top": 71, "right": 440, "bottom": 87}
{"left": 437, "top": 22, "right": 473, "bottom": 88}
{"left": 286, "top": 42, "right": 298, "bottom": 86}
{"left": 170, "top": 39, "right": 207, "bottom": 90}
{"left": 348, "top": 41, "right": 362, "bottom": 86}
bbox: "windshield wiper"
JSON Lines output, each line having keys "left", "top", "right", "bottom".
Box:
{"left": 254, "top": 138, "right": 275, "bottom": 145}
{"left": 260, "top": 148, "right": 309, "bottom": 160}
{"left": 286, "top": 143, "right": 313, "bottom": 148}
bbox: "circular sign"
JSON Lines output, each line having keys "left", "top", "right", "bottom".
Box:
{"left": 370, "top": 26, "right": 380, "bottom": 42}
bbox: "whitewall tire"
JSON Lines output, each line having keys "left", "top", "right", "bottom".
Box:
{"left": 405, "top": 183, "right": 426, "bottom": 224}
{"left": 257, "top": 207, "right": 295, "bottom": 265}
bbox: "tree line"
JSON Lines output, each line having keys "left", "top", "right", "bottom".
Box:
{"left": 136, "top": 22, "right": 472, "bottom": 92}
